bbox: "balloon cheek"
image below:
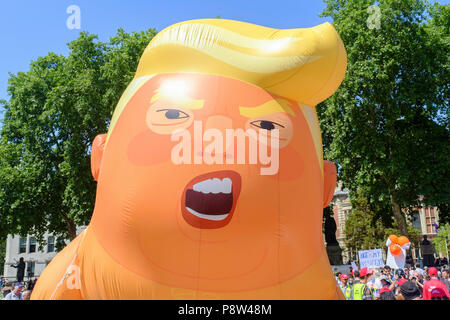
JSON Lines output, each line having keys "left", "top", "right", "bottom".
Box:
{"left": 127, "top": 131, "right": 173, "bottom": 165}
{"left": 270, "top": 148, "right": 305, "bottom": 180}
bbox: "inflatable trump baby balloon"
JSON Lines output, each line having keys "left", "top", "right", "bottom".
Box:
{"left": 32, "top": 18, "right": 347, "bottom": 300}
{"left": 386, "top": 235, "right": 411, "bottom": 269}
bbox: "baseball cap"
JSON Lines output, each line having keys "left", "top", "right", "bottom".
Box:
{"left": 340, "top": 274, "right": 349, "bottom": 280}
{"left": 397, "top": 278, "right": 408, "bottom": 286}
{"left": 379, "top": 287, "right": 391, "bottom": 295}
{"left": 428, "top": 267, "right": 438, "bottom": 276}
{"left": 14, "top": 282, "right": 23, "bottom": 288}
{"left": 359, "top": 267, "right": 374, "bottom": 277}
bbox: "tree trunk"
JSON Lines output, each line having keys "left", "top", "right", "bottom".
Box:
{"left": 67, "top": 220, "right": 77, "bottom": 241}
{"left": 390, "top": 194, "right": 409, "bottom": 237}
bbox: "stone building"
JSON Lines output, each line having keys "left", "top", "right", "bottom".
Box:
{"left": 2, "top": 227, "right": 86, "bottom": 280}
{"left": 330, "top": 183, "right": 443, "bottom": 264}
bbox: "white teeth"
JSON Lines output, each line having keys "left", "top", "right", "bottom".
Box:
{"left": 186, "top": 207, "right": 229, "bottom": 221}
{"left": 193, "top": 177, "right": 232, "bottom": 194}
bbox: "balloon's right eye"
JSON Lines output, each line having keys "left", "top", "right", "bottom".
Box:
{"left": 157, "top": 109, "right": 190, "bottom": 120}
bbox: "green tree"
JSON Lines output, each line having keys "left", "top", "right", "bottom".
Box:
{"left": 344, "top": 190, "right": 422, "bottom": 257}
{"left": 318, "top": 0, "right": 450, "bottom": 236}
{"left": 0, "top": 28, "right": 156, "bottom": 243}
{"left": 0, "top": 237, "right": 5, "bottom": 275}
{"left": 433, "top": 223, "right": 450, "bottom": 257}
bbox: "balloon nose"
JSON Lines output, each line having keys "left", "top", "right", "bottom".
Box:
{"left": 204, "top": 115, "right": 233, "bottom": 132}
{"left": 203, "top": 115, "right": 235, "bottom": 159}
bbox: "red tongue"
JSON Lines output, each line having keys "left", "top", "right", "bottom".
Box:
{"left": 185, "top": 189, "right": 233, "bottom": 215}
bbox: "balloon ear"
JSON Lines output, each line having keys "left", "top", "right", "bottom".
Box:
{"left": 91, "top": 134, "right": 107, "bottom": 181}
{"left": 323, "top": 161, "right": 337, "bottom": 208}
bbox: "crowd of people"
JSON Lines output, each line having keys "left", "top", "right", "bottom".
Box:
{"left": 2, "top": 259, "right": 450, "bottom": 300}
{"left": 0, "top": 277, "right": 37, "bottom": 300}
{"left": 336, "top": 263, "right": 450, "bottom": 300}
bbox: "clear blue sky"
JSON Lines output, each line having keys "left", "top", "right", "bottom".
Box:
{"left": 0, "top": 0, "right": 448, "bottom": 118}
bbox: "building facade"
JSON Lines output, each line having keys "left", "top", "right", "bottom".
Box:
{"left": 2, "top": 227, "right": 86, "bottom": 280}
{"left": 330, "top": 183, "right": 443, "bottom": 264}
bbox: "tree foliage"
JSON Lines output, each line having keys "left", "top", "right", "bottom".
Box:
{"left": 318, "top": 0, "right": 450, "bottom": 236}
{"left": 0, "top": 237, "right": 5, "bottom": 274}
{"left": 433, "top": 223, "right": 450, "bottom": 256}
{"left": 0, "top": 28, "right": 156, "bottom": 243}
{"left": 344, "top": 190, "right": 422, "bottom": 255}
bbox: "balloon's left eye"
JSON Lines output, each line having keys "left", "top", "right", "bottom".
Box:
{"left": 250, "top": 120, "right": 285, "bottom": 131}
{"left": 157, "top": 109, "right": 190, "bottom": 120}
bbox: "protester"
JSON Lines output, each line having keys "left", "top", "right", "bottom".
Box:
{"left": 396, "top": 280, "right": 421, "bottom": 300}
{"left": 422, "top": 267, "right": 450, "bottom": 300}
{"left": 434, "top": 257, "right": 441, "bottom": 267}
{"left": 21, "top": 290, "right": 31, "bottom": 300}
{"left": 352, "top": 268, "right": 374, "bottom": 300}
{"left": 379, "top": 275, "right": 392, "bottom": 289}
{"left": 390, "top": 269, "right": 408, "bottom": 296}
{"left": 2, "top": 283, "right": 23, "bottom": 300}
{"left": 440, "top": 256, "right": 448, "bottom": 267}
{"left": 378, "top": 286, "right": 396, "bottom": 300}
{"left": 414, "top": 263, "right": 425, "bottom": 276}
{"left": 339, "top": 274, "right": 353, "bottom": 300}
{"left": 440, "top": 269, "right": 450, "bottom": 291}
{"left": 1, "top": 286, "right": 12, "bottom": 299}
{"left": 383, "top": 265, "right": 395, "bottom": 282}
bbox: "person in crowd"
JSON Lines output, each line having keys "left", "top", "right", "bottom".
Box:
{"left": 1, "top": 286, "right": 12, "bottom": 299}
{"left": 440, "top": 256, "right": 448, "bottom": 267}
{"left": 421, "top": 235, "right": 435, "bottom": 267}
{"left": 408, "top": 265, "right": 415, "bottom": 278}
{"left": 21, "top": 290, "right": 32, "bottom": 300}
{"left": 352, "top": 268, "right": 374, "bottom": 300}
{"left": 405, "top": 252, "right": 414, "bottom": 268}
{"left": 378, "top": 286, "right": 396, "bottom": 300}
{"left": 335, "top": 271, "right": 342, "bottom": 286}
{"left": 348, "top": 273, "right": 355, "bottom": 286}
{"left": 368, "top": 269, "right": 382, "bottom": 299}
{"left": 379, "top": 275, "right": 391, "bottom": 289}
{"left": 390, "top": 269, "right": 408, "bottom": 296}
{"left": 414, "top": 263, "right": 425, "bottom": 276}
{"left": 396, "top": 280, "right": 422, "bottom": 300}
{"left": 440, "top": 269, "right": 450, "bottom": 291}
{"left": 434, "top": 257, "right": 441, "bottom": 267}
{"left": 383, "top": 265, "right": 394, "bottom": 282}
{"left": 422, "top": 267, "right": 450, "bottom": 300}
{"left": 339, "top": 274, "right": 353, "bottom": 300}
{"left": 2, "top": 282, "right": 23, "bottom": 300}
{"left": 11, "top": 257, "right": 25, "bottom": 283}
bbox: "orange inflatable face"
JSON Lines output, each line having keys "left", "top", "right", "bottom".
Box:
{"left": 91, "top": 73, "right": 325, "bottom": 292}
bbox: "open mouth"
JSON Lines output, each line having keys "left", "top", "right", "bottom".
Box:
{"left": 181, "top": 171, "right": 242, "bottom": 229}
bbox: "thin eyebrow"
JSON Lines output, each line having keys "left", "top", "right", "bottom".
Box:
{"left": 239, "top": 99, "right": 295, "bottom": 118}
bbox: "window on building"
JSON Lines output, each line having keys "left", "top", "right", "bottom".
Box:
{"left": 29, "top": 237, "right": 37, "bottom": 253}
{"left": 411, "top": 210, "right": 421, "bottom": 231}
{"left": 424, "top": 207, "right": 438, "bottom": 234}
{"left": 19, "top": 237, "right": 27, "bottom": 254}
{"left": 26, "top": 261, "right": 35, "bottom": 277}
{"left": 47, "top": 236, "right": 55, "bottom": 253}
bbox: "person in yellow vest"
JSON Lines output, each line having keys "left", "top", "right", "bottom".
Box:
{"left": 338, "top": 274, "right": 353, "bottom": 300}
{"left": 352, "top": 268, "right": 374, "bottom": 300}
